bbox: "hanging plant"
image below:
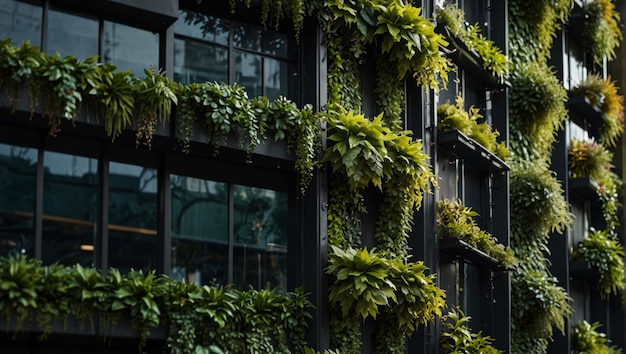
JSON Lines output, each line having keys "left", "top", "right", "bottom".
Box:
{"left": 582, "top": 0, "right": 623, "bottom": 63}
{"left": 571, "top": 74, "right": 625, "bottom": 147}
{"left": 86, "top": 64, "right": 136, "bottom": 141}
{"left": 509, "top": 62, "right": 568, "bottom": 160}
{"left": 568, "top": 138, "right": 613, "bottom": 180}
{"left": 436, "top": 4, "right": 509, "bottom": 81}
{"left": 437, "top": 95, "right": 510, "bottom": 161}
{"left": 573, "top": 229, "right": 625, "bottom": 298}
{"left": 440, "top": 307, "right": 502, "bottom": 354}
{"left": 571, "top": 320, "right": 622, "bottom": 354}
{"left": 133, "top": 66, "right": 179, "bottom": 149}
{"left": 0, "top": 39, "right": 45, "bottom": 114}
{"left": 436, "top": 199, "right": 517, "bottom": 269}
{"left": 228, "top": 0, "right": 304, "bottom": 40}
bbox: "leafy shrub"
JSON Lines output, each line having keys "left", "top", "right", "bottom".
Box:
{"left": 573, "top": 229, "right": 626, "bottom": 298}
{"left": 436, "top": 199, "right": 516, "bottom": 269}
{"left": 440, "top": 307, "right": 502, "bottom": 354}
{"left": 437, "top": 95, "right": 509, "bottom": 161}
{"left": 583, "top": 0, "right": 623, "bottom": 63}
{"left": 572, "top": 320, "right": 622, "bottom": 354}
{"left": 568, "top": 139, "right": 613, "bottom": 180}
{"left": 571, "top": 74, "right": 625, "bottom": 147}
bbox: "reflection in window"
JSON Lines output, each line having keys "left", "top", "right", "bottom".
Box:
{"left": 47, "top": 10, "right": 98, "bottom": 59}
{"left": 108, "top": 162, "right": 157, "bottom": 273}
{"left": 0, "top": 143, "right": 36, "bottom": 257}
{"left": 174, "top": 39, "right": 228, "bottom": 85}
{"left": 0, "top": 0, "right": 42, "bottom": 46}
{"left": 103, "top": 21, "right": 159, "bottom": 75}
{"left": 234, "top": 51, "right": 262, "bottom": 98}
{"left": 171, "top": 175, "right": 228, "bottom": 285}
{"left": 174, "top": 9, "right": 295, "bottom": 99}
{"left": 233, "top": 185, "right": 287, "bottom": 290}
{"left": 42, "top": 152, "right": 98, "bottom": 266}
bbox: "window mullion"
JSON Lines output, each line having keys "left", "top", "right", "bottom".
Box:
{"left": 228, "top": 183, "right": 234, "bottom": 284}
{"left": 34, "top": 146, "right": 44, "bottom": 260}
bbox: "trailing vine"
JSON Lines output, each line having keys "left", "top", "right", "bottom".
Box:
{"left": 582, "top": 0, "right": 623, "bottom": 63}
{"left": 508, "top": 1, "right": 576, "bottom": 352}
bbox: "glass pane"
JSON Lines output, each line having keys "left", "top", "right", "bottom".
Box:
{"left": 103, "top": 21, "right": 159, "bottom": 75}
{"left": 171, "top": 175, "right": 228, "bottom": 285}
{"left": 233, "top": 23, "right": 261, "bottom": 52}
{"left": 262, "top": 30, "right": 288, "bottom": 57}
{"left": 0, "top": 143, "right": 37, "bottom": 257}
{"left": 174, "top": 39, "right": 228, "bottom": 85}
{"left": 42, "top": 151, "right": 98, "bottom": 266}
{"left": 264, "top": 58, "right": 288, "bottom": 100}
{"left": 108, "top": 162, "right": 157, "bottom": 273}
{"left": 0, "top": 0, "right": 42, "bottom": 46}
{"left": 47, "top": 10, "right": 98, "bottom": 59}
{"left": 175, "top": 10, "right": 229, "bottom": 45}
{"left": 234, "top": 51, "right": 262, "bottom": 98}
{"left": 233, "top": 185, "right": 287, "bottom": 290}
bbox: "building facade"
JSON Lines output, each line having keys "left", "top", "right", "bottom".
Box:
{"left": 0, "top": 0, "right": 624, "bottom": 353}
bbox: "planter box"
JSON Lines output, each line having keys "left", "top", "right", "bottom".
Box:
{"left": 437, "top": 129, "right": 509, "bottom": 173}
{"left": 569, "top": 177, "right": 598, "bottom": 199}
{"left": 570, "top": 260, "right": 600, "bottom": 282}
{"left": 567, "top": 93, "right": 602, "bottom": 138}
{"left": 439, "top": 237, "right": 509, "bottom": 271}
{"left": 437, "top": 25, "right": 508, "bottom": 90}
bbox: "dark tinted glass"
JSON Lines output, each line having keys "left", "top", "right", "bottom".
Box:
{"left": 103, "top": 21, "right": 159, "bottom": 75}
{"left": 174, "top": 39, "right": 228, "bottom": 84}
{"left": 0, "top": 143, "right": 37, "bottom": 257}
{"left": 232, "top": 23, "right": 261, "bottom": 52}
{"left": 262, "top": 30, "right": 288, "bottom": 57}
{"left": 264, "top": 58, "right": 288, "bottom": 100}
{"left": 108, "top": 162, "right": 157, "bottom": 273}
{"left": 0, "top": 0, "right": 42, "bottom": 46}
{"left": 234, "top": 51, "right": 262, "bottom": 98}
{"left": 233, "top": 185, "right": 287, "bottom": 290}
{"left": 170, "top": 175, "right": 228, "bottom": 285}
{"left": 175, "top": 10, "right": 229, "bottom": 45}
{"left": 47, "top": 10, "right": 98, "bottom": 59}
{"left": 41, "top": 151, "right": 98, "bottom": 266}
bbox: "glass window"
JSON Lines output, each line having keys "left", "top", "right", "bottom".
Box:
{"left": 0, "top": 0, "right": 42, "bottom": 46}
{"left": 233, "top": 51, "right": 262, "bottom": 98}
{"left": 175, "top": 12, "right": 229, "bottom": 45}
{"left": 174, "top": 9, "right": 296, "bottom": 99}
{"left": 41, "top": 152, "right": 98, "bottom": 266}
{"left": 0, "top": 143, "right": 37, "bottom": 257}
{"left": 171, "top": 175, "right": 228, "bottom": 285}
{"left": 174, "top": 39, "right": 228, "bottom": 84}
{"left": 47, "top": 10, "right": 98, "bottom": 59}
{"left": 233, "top": 185, "right": 287, "bottom": 290}
{"left": 108, "top": 162, "right": 158, "bottom": 272}
{"left": 103, "top": 21, "right": 159, "bottom": 75}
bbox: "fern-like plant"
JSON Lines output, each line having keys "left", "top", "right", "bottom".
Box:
{"left": 572, "top": 320, "right": 622, "bottom": 354}
{"left": 573, "top": 229, "right": 625, "bottom": 298}
{"left": 583, "top": 0, "right": 623, "bottom": 63}
{"left": 568, "top": 138, "right": 613, "bottom": 180}
{"left": 571, "top": 74, "right": 625, "bottom": 147}
{"left": 440, "top": 307, "right": 503, "bottom": 354}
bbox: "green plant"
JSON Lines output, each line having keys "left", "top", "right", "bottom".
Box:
{"left": 0, "top": 39, "right": 45, "bottom": 113}
{"left": 326, "top": 245, "right": 445, "bottom": 326}
{"left": 511, "top": 268, "right": 572, "bottom": 344}
{"left": 509, "top": 162, "right": 572, "bottom": 243}
{"left": 133, "top": 66, "right": 179, "bottom": 149}
{"left": 86, "top": 65, "right": 136, "bottom": 141}
{"left": 436, "top": 4, "right": 509, "bottom": 81}
{"left": 569, "top": 139, "right": 613, "bottom": 180}
{"left": 583, "top": 0, "right": 623, "bottom": 63}
{"left": 228, "top": 0, "right": 304, "bottom": 40}
{"left": 573, "top": 229, "right": 625, "bottom": 298}
{"left": 509, "top": 62, "right": 569, "bottom": 160}
{"left": 437, "top": 199, "right": 517, "bottom": 269}
{"left": 437, "top": 95, "right": 510, "bottom": 161}
{"left": 571, "top": 74, "right": 625, "bottom": 147}
{"left": 0, "top": 254, "right": 43, "bottom": 333}
{"left": 440, "top": 307, "right": 502, "bottom": 354}
{"left": 571, "top": 320, "right": 622, "bottom": 354}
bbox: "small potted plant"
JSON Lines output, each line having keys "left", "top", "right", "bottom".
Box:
{"left": 582, "top": 0, "right": 623, "bottom": 63}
